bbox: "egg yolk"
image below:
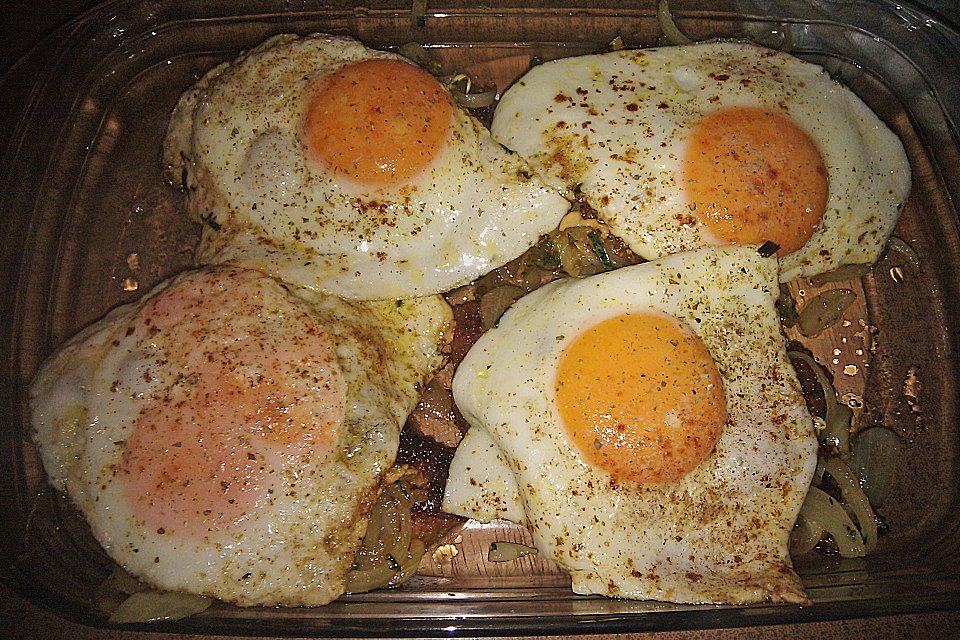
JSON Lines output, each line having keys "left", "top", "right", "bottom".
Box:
{"left": 119, "top": 271, "right": 346, "bottom": 537}
{"left": 555, "top": 311, "right": 726, "bottom": 484}
{"left": 682, "top": 107, "right": 828, "bottom": 255}
{"left": 303, "top": 58, "right": 453, "bottom": 187}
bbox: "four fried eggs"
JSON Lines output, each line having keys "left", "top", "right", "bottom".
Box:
{"left": 31, "top": 33, "right": 913, "bottom": 609}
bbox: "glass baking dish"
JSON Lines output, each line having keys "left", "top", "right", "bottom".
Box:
{"left": 2, "top": 0, "right": 959, "bottom": 635}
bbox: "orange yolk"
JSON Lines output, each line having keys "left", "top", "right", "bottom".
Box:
{"left": 119, "top": 271, "right": 346, "bottom": 537}
{"left": 303, "top": 58, "right": 453, "bottom": 187}
{"left": 555, "top": 312, "right": 727, "bottom": 484}
{"left": 682, "top": 107, "right": 828, "bottom": 255}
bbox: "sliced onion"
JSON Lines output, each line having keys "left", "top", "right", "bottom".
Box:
{"left": 452, "top": 88, "right": 497, "bottom": 109}
{"left": 346, "top": 481, "right": 425, "bottom": 594}
{"left": 390, "top": 538, "right": 426, "bottom": 588}
{"left": 824, "top": 458, "right": 878, "bottom": 554}
{"left": 779, "top": 24, "right": 794, "bottom": 53}
{"left": 479, "top": 285, "right": 524, "bottom": 329}
{"left": 411, "top": 0, "right": 427, "bottom": 28}
{"left": 488, "top": 541, "right": 538, "bottom": 562}
{"left": 809, "top": 263, "right": 871, "bottom": 286}
{"left": 108, "top": 591, "right": 211, "bottom": 624}
{"left": 346, "top": 558, "right": 398, "bottom": 594}
{"left": 790, "top": 513, "right": 823, "bottom": 556}
{"left": 798, "top": 289, "right": 857, "bottom": 337}
{"left": 788, "top": 350, "right": 850, "bottom": 455}
{"left": 555, "top": 226, "right": 606, "bottom": 277}
{"left": 776, "top": 283, "right": 800, "bottom": 327}
{"left": 825, "top": 403, "right": 853, "bottom": 456}
{"left": 445, "top": 73, "right": 498, "bottom": 109}
{"left": 95, "top": 567, "right": 147, "bottom": 615}
{"left": 382, "top": 489, "right": 412, "bottom": 561}
{"left": 657, "top": 0, "right": 693, "bottom": 45}
{"left": 850, "top": 427, "right": 902, "bottom": 507}
{"left": 799, "top": 486, "right": 865, "bottom": 558}
{"left": 886, "top": 236, "right": 922, "bottom": 272}
{"left": 397, "top": 42, "right": 442, "bottom": 75}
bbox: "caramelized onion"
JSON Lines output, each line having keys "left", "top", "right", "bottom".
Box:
{"left": 850, "top": 427, "right": 901, "bottom": 507}
{"left": 488, "top": 541, "right": 538, "bottom": 562}
{"left": 886, "top": 236, "right": 921, "bottom": 273}
{"left": 346, "top": 481, "right": 426, "bottom": 594}
{"left": 398, "top": 41, "right": 442, "bottom": 75}
{"left": 479, "top": 285, "right": 524, "bottom": 329}
{"left": 776, "top": 283, "right": 800, "bottom": 327}
{"left": 824, "top": 458, "right": 878, "bottom": 554}
{"left": 809, "top": 263, "right": 871, "bottom": 286}
{"left": 790, "top": 513, "right": 823, "bottom": 556}
{"left": 95, "top": 566, "right": 147, "bottom": 615}
{"left": 798, "top": 486, "right": 865, "bottom": 558}
{"left": 657, "top": 0, "right": 693, "bottom": 45}
{"left": 109, "top": 591, "right": 211, "bottom": 624}
{"left": 798, "top": 288, "right": 857, "bottom": 337}
{"left": 788, "top": 350, "right": 850, "bottom": 455}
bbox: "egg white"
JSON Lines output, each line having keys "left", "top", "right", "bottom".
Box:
{"left": 164, "top": 33, "right": 570, "bottom": 300}
{"left": 30, "top": 267, "right": 451, "bottom": 606}
{"left": 446, "top": 246, "right": 818, "bottom": 604}
{"left": 491, "top": 41, "right": 911, "bottom": 282}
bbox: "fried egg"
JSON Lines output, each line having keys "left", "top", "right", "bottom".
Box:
{"left": 164, "top": 34, "right": 569, "bottom": 300}
{"left": 30, "top": 267, "right": 451, "bottom": 606}
{"left": 490, "top": 41, "right": 911, "bottom": 282}
{"left": 444, "top": 246, "right": 817, "bottom": 604}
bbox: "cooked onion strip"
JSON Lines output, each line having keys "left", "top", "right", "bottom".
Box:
{"left": 108, "top": 591, "right": 211, "bottom": 624}
{"left": 346, "top": 558, "right": 398, "bottom": 594}
{"left": 346, "top": 481, "right": 426, "bottom": 594}
{"left": 411, "top": 0, "right": 427, "bottom": 28}
{"left": 479, "top": 285, "right": 524, "bottom": 329}
{"left": 798, "top": 486, "right": 865, "bottom": 558}
{"left": 824, "top": 458, "right": 878, "bottom": 553}
{"left": 887, "top": 236, "right": 921, "bottom": 272}
{"left": 445, "top": 73, "right": 497, "bottom": 109}
{"left": 451, "top": 88, "right": 497, "bottom": 109}
{"left": 850, "top": 427, "right": 901, "bottom": 507}
{"left": 776, "top": 283, "right": 800, "bottom": 327}
{"left": 788, "top": 350, "right": 850, "bottom": 455}
{"left": 95, "top": 567, "right": 147, "bottom": 615}
{"left": 790, "top": 513, "right": 823, "bottom": 556}
{"left": 397, "top": 42, "right": 442, "bottom": 75}
{"left": 809, "top": 263, "right": 871, "bottom": 286}
{"left": 555, "top": 226, "right": 607, "bottom": 277}
{"left": 488, "top": 541, "right": 538, "bottom": 562}
{"left": 798, "top": 288, "right": 857, "bottom": 337}
{"left": 657, "top": 0, "right": 693, "bottom": 45}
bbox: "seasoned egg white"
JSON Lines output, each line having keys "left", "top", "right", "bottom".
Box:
{"left": 445, "top": 246, "right": 817, "bottom": 604}
{"left": 491, "top": 42, "right": 911, "bottom": 281}
{"left": 30, "top": 267, "right": 451, "bottom": 606}
{"left": 164, "top": 34, "right": 569, "bottom": 300}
